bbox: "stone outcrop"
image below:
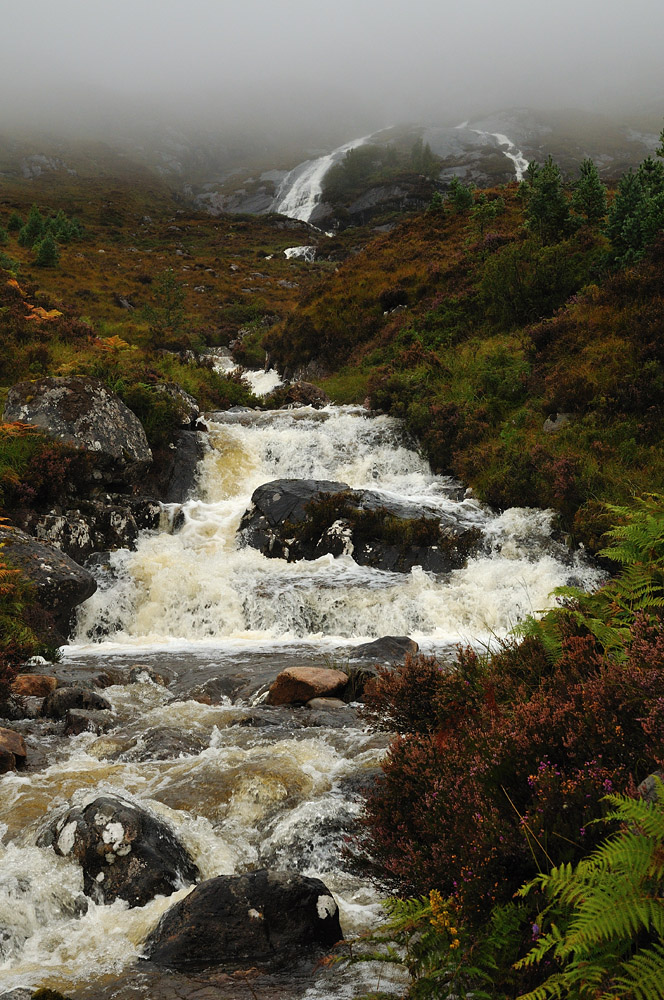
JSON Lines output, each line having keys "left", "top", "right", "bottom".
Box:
{"left": 239, "top": 479, "right": 482, "bottom": 574}
{"left": 23, "top": 496, "right": 161, "bottom": 564}
{"left": 0, "top": 525, "right": 96, "bottom": 641}
{"left": 39, "top": 795, "right": 199, "bottom": 907}
{"left": 266, "top": 667, "right": 349, "bottom": 705}
{"left": 145, "top": 869, "right": 342, "bottom": 971}
{"left": 3, "top": 376, "right": 152, "bottom": 487}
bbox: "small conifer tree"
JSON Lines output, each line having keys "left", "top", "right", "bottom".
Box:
{"left": 34, "top": 234, "right": 59, "bottom": 268}
{"left": 447, "top": 176, "right": 474, "bottom": 212}
{"left": 572, "top": 158, "right": 608, "bottom": 226}
{"left": 6, "top": 211, "right": 22, "bottom": 233}
{"left": 18, "top": 203, "right": 45, "bottom": 247}
{"left": 525, "top": 156, "right": 572, "bottom": 243}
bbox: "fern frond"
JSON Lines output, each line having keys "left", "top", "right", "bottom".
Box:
{"left": 613, "top": 943, "right": 664, "bottom": 1000}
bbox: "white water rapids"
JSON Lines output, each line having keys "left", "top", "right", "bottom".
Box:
{"left": 0, "top": 400, "right": 602, "bottom": 998}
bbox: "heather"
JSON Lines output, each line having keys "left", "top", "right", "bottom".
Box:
{"left": 350, "top": 495, "right": 664, "bottom": 998}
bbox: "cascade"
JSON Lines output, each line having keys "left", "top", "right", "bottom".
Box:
{"left": 0, "top": 394, "right": 602, "bottom": 998}
{"left": 272, "top": 135, "right": 371, "bottom": 223}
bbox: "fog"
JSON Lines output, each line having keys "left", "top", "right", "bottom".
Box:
{"left": 3, "top": 0, "right": 663, "bottom": 142}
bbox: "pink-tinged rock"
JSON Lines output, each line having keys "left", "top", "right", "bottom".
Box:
{"left": 0, "top": 727, "right": 27, "bottom": 769}
{"left": 12, "top": 673, "right": 58, "bottom": 697}
{"left": 267, "top": 667, "right": 348, "bottom": 706}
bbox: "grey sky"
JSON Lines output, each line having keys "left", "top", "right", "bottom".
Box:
{"left": 3, "top": 0, "right": 663, "bottom": 134}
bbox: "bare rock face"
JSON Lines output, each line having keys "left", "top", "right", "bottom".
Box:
{"left": 3, "top": 376, "right": 152, "bottom": 486}
{"left": 0, "top": 525, "right": 96, "bottom": 641}
{"left": 145, "top": 869, "right": 342, "bottom": 971}
{"left": 267, "top": 667, "right": 349, "bottom": 705}
{"left": 24, "top": 496, "right": 162, "bottom": 563}
{"left": 39, "top": 795, "right": 199, "bottom": 907}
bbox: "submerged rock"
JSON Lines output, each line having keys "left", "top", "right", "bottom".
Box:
{"left": 267, "top": 667, "right": 348, "bottom": 705}
{"left": 39, "top": 795, "right": 199, "bottom": 907}
{"left": 3, "top": 376, "right": 152, "bottom": 487}
{"left": 239, "top": 478, "right": 482, "bottom": 573}
{"left": 145, "top": 869, "right": 342, "bottom": 971}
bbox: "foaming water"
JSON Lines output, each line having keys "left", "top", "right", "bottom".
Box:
{"left": 73, "top": 406, "right": 601, "bottom": 649}
{"left": 2, "top": 398, "right": 602, "bottom": 996}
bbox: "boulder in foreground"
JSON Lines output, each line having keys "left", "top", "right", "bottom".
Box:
{"left": 145, "top": 869, "right": 342, "bottom": 971}
{"left": 39, "top": 794, "right": 199, "bottom": 907}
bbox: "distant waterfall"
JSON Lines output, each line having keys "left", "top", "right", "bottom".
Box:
{"left": 471, "top": 129, "right": 529, "bottom": 181}
{"left": 272, "top": 134, "right": 371, "bottom": 223}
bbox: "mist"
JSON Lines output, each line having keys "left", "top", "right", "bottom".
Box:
{"left": 3, "top": 0, "right": 663, "bottom": 145}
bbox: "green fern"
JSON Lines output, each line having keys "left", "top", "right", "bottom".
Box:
{"left": 516, "top": 783, "right": 664, "bottom": 1000}
{"left": 515, "top": 493, "right": 664, "bottom": 661}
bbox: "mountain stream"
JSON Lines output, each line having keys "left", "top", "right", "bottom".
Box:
{"left": 0, "top": 393, "right": 602, "bottom": 999}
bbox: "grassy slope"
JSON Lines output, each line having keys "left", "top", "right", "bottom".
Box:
{"left": 265, "top": 186, "right": 664, "bottom": 550}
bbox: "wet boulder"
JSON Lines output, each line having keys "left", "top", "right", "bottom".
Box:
{"left": 119, "top": 727, "right": 207, "bottom": 762}
{"left": 239, "top": 479, "right": 483, "bottom": 573}
{"left": 0, "top": 727, "right": 27, "bottom": 772}
{"left": 62, "top": 708, "right": 114, "bottom": 736}
{"left": 11, "top": 673, "right": 58, "bottom": 698}
{"left": 162, "top": 430, "right": 204, "bottom": 503}
{"left": 349, "top": 635, "right": 419, "bottom": 662}
{"left": 39, "top": 795, "right": 199, "bottom": 907}
{"left": 41, "top": 686, "right": 112, "bottom": 719}
{"left": 0, "top": 526, "right": 96, "bottom": 642}
{"left": 3, "top": 376, "right": 152, "bottom": 487}
{"left": 267, "top": 667, "right": 348, "bottom": 706}
{"left": 145, "top": 869, "right": 342, "bottom": 971}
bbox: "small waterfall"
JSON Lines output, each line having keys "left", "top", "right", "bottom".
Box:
{"left": 272, "top": 134, "right": 372, "bottom": 223}
{"left": 471, "top": 128, "right": 529, "bottom": 181}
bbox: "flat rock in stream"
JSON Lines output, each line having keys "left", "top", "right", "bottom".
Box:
{"left": 39, "top": 794, "right": 199, "bottom": 907}
{"left": 145, "top": 869, "right": 342, "bottom": 971}
{"left": 239, "top": 478, "right": 482, "bottom": 573}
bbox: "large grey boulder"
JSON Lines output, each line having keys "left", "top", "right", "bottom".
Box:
{"left": 39, "top": 795, "right": 199, "bottom": 907}
{"left": 239, "top": 479, "right": 482, "bottom": 574}
{"left": 145, "top": 869, "right": 342, "bottom": 971}
{"left": 0, "top": 525, "right": 96, "bottom": 641}
{"left": 3, "top": 376, "right": 152, "bottom": 486}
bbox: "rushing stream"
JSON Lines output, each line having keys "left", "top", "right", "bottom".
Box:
{"left": 0, "top": 394, "right": 602, "bottom": 999}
